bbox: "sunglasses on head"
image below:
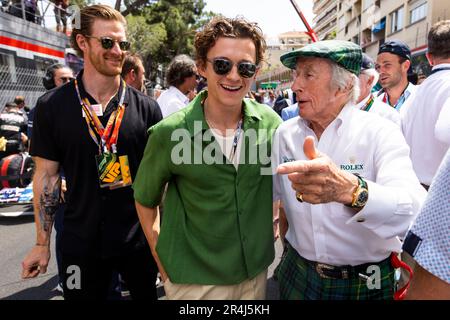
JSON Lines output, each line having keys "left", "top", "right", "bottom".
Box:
{"left": 85, "top": 35, "right": 130, "bottom": 51}
{"left": 207, "top": 58, "right": 257, "bottom": 78}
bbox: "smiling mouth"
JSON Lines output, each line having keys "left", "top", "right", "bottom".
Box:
{"left": 221, "top": 84, "right": 242, "bottom": 92}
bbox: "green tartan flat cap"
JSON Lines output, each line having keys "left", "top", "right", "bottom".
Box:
{"left": 280, "top": 40, "right": 362, "bottom": 75}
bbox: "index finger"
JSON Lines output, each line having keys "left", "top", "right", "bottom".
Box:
{"left": 22, "top": 264, "right": 39, "bottom": 279}
{"left": 277, "top": 159, "right": 326, "bottom": 175}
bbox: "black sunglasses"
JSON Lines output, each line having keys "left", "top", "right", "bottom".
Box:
{"left": 85, "top": 35, "right": 130, "bottom": 51}
{"left": 207, "top": 58, "right": 257, "bottom": 78}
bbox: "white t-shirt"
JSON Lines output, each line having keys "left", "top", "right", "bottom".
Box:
{"left": 208, "top": 127, "right": 243, "bottom": 170}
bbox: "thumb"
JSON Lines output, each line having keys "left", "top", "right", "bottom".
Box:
{"left": 303, "top": 136, "right": 318, "bottom": 160}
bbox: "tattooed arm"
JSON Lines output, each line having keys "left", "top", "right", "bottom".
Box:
{"left": 22, "top": 157, "right": 61, "bottom": 279}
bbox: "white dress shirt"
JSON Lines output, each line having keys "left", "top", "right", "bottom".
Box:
{"left": 401, "top": 64, "right": 450, "bottom": 185}
{"left": 355, "top": 94, "right": 401, "bottom": 126}
{"left": 157, "top": 86, "right": 190, "bottom": 118}
{"left": 375, "top": 82, "right": 416, "bottom": 115}
{"left": 272, "top": 104, "right": 426, "bottom": 266}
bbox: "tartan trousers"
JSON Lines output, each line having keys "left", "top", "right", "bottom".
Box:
{"left": 276, "top": 243, "right": 396, "bottom": 300}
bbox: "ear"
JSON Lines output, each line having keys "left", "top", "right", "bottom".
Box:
{"left": 367, "top": 74, "right": 375, "bottom": 87}
{"left": 130, "top": 69, "right": 136, "bottom": 81}
{"left": 334, "top": 80, "right": 353, "bottom": 99}
{"left": 403, "top": 59, "right": 411, "bottom": 72}
{"left": 426, "top": 52, "right": 434, "bottom": 66}
{"left": 76, "top": 34, "right": 88, "bottom": 53}
{"left": 197, "top": 62, "right": 207, "bottom": 78}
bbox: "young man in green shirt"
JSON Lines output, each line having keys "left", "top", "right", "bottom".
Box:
{"left": 133, "top": 16, "right": 282, "bottom": 300}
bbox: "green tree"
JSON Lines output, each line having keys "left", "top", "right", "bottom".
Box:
{"left": 124, "top": 0, "right": 215, "bottom": 85}
{"left": 126, "top": 15, "right": 167, "bottom": 59}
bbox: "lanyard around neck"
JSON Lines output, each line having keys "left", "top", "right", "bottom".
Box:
{"left": 430, "top": 67, "right": 450, "bottom": 75}
{"left": 74, "top": 79, "right": 127, "bottom": 153}
{"left": 361, "top": 94, "right": 375, "bottom": 112}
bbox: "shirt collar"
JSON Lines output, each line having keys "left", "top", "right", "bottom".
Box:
{"left": 431, "top": 63, "right": 450, "bottom": 72}
{"left": 297, "top": 102, "right": 349, "bottom": 138}
{"left": 185, "top": 90, "right": 263, "bottom": 137}
{"left": 75, "top": 69, "right": 129, "bottom": 107}
{"left": 355, "top": 94, "right": 371, "bottom": 110}
{"left": 168, "top": 86, "right": 190, "bottom": 105}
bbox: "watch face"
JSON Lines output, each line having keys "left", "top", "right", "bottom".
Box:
{"left": 357, "top": 190, "right": 369, "bottom": 205}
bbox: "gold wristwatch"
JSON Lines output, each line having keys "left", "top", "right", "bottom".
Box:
{"left": 349, "top": 174, "right": 369, "bottom": 208}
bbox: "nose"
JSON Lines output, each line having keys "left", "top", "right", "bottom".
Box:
{"left": 110, "top": 41, "right": 123, "bottom": 55}
{"left": 226, "top": 64, "right": 241, "bottom": 81}
{"left": 291, "top": 74, "right": 303, "bottom": 93}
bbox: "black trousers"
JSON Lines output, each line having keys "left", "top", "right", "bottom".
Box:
{"left": 61, "top": 248, "right": 158, "bottom": 300}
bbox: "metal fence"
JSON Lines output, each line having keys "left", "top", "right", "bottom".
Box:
{"left": 0, "top": 0, "right": 72, "bottom": 33}
{"left": 0, "top": 65, "right": 46, "bottom": 112}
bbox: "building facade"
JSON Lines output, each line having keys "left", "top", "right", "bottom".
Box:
{"left": 256, "top": 31, "right": 312, "bottom": 90}
{"left": 313, "top": 0, "right": 338, "bottom": 40}
{"left": 336, "top": 0, "right": 450, "bottom": 74}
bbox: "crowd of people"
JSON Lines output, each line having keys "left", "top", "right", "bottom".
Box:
{"left": 11, "top": 4, "right": 448, "bottom": 301}
{"left": 2, "top": 0, "right": 69, "bottom": 34}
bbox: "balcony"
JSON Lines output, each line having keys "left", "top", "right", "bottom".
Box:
{"left": 314, "top": 1, "right": 337, "bottom": 23}
{"left": 313, "top": 0, "right": 335, "bottom": 14}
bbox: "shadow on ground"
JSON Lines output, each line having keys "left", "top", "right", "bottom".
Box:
{"left": 0, "top": 215, "right": 34, "bottom": 226}
{"left": 2, "top": 275, "right": 61, "bottom": 300}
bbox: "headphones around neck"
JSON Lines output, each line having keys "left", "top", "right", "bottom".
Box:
{"left": 42, "top": 63, "right": 65, "bottom": 90}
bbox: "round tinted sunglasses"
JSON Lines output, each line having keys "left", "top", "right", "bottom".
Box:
{"left": 85, "top": 35, "right": 131, "bottom": 51}
{"left": 207, "top": 58, "right": 257, "bottom": 78}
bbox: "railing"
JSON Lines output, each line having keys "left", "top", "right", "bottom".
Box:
{"left": 0, "top": 65, "right": 46, "bottom": 112}
{"left": 0, "top": 0, "right": 73, "bottom": 35}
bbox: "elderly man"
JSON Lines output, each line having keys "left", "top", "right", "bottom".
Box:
{"left": 272, "top": 40, "right": 426, "bottom": 300}
{"left": 356, "top": 54, "right": 400, "bottom": 125}
{"left": 375, "top": 40, "right": 416, "bottom": 113}
{"left": 157, "top": 54, "right": 198, "bottom": 118}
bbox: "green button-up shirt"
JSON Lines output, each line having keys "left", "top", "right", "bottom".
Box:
{"left": 133, "top": 90, "right": 282, "bottom": 285}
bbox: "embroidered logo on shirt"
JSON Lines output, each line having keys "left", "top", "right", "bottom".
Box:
{"left": 282, "top": 156, "right": 296, "bottom": 163}
{"left": 340, "top": 156, "right": 364, "bottom": 171}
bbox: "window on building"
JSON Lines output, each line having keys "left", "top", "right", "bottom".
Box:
{"left": 410, "top": 1, "right": 427, "bottom": 24}
{"left": 339, "top": 15, "right": 345, "bottom": 30}
{"left": 390, "top": 6, "right": 404, "bottom": 33}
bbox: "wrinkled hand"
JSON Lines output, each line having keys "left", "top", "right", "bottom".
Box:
{"left": 277, "top": 136, "right": 357, "bottom": 205}
{"left": 21, "top": 245, "right": 51, "bottom": 279}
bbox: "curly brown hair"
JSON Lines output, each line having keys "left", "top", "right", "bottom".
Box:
{"left": 70, "top": 4, "right": 126, "bottom": 57}
{"left": 194, "top": 16, "right": 266, "bottom": 69}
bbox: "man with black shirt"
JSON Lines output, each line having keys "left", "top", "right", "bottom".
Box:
{"left": 21, "top": 4, "right": 162, "bottom": 300}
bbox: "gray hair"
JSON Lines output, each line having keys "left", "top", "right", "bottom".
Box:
{"left": 360, "top": 68, "right": 379, "bottom": 89}
{"left": 165, "top": 54, "right": 196, "bottom": 88}
{"left": 329, "top": 61, "right": 360, "bottom": 105}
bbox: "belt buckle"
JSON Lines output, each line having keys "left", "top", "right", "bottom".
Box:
{"left": 315, "top": 263, "right": 349, "bottom": 279}
{"left": 315, "top": 263, "right": 335, "bottom": 279}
